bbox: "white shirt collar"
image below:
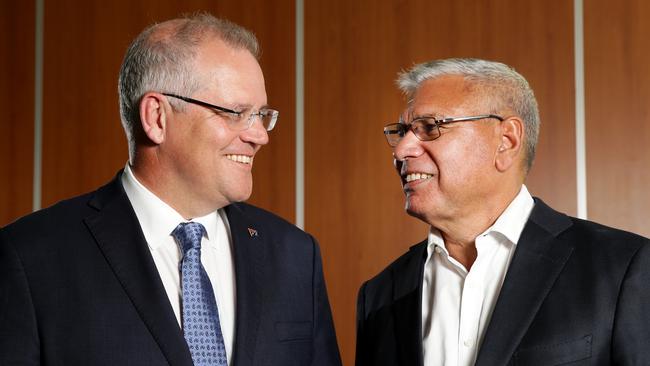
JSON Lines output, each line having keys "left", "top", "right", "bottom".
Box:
{"left": 121, "top": 164, "right": 221, "bottom": 250}
{"left": 482, "top": 184, "right": 534, "bottom": 245}
{"left": 427, "top": 184, "right": 535, "bottom": 250}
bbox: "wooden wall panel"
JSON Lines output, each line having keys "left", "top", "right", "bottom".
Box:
{"left": 41, "top": 0, "right": 295, "bottom": 222}
{"left": 41, "top": 0, "right": 129, "bottom": 208}
{"left": 0, "top": 2, "right": 35, "bottom": 226}
{"left": 305, "top": 1, "right": 575, "bottom": 363}
{"left": 585, "top": 0, "right": 650, "bottom": 237}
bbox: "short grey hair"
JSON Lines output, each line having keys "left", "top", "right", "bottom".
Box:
{"left": 397, "top": 58, "right": 540, "bottom": 172}
{"left": 118, "top": 13, "right": 260, "bottom": 160}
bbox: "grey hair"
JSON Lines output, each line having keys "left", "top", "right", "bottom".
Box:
{"left": 118, "top": 13, "right": 260, "bottom": 160}
{"left": 397, "top": 58, "right": 540, "bottom": 172}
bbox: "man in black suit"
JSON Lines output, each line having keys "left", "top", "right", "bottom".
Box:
{"left": 0, "top": 14, "right": 341, "bottom": 366}
{"left": 356, "top": 58, "right": 650, "bottom": 365}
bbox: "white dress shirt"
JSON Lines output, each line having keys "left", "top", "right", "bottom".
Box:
{"left": 421, "top": 185, "right": 534, "bottom": 366}
{"left": 121, "top": 164, "right": 235, "bottom": 364}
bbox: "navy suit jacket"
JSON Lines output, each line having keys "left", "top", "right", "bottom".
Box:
{"left": 356, "top": 199, "right": 650, "bottom": 366}
{"left": 0, "top": 174, "right": 341, "bottom": 366}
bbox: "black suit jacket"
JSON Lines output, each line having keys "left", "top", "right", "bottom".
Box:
{"left": 356, "top": 199, "right": 650, "bottom": 366}
{"left": 0, "top": 174, "right": 341, "bottom": 366}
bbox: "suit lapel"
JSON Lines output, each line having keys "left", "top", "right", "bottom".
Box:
{"left": 475, "top": 199, "right": 574, "bottom": 366}
{"left": 83, "top": 176, "right": 193, "bottom": 366}
{"left": 393, "top": 241, "right": 428, "bottom": 366}
{"left": 225, "top": 204, "right": 265, "bottom": 366}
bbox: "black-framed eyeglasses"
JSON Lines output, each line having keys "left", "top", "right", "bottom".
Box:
{"left": 162, "top": 93, "right": 279, "bottom": 131}
{"left": 383, "top": 114, "right": 504, "bottom": 147}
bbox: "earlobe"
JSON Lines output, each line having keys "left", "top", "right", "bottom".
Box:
{"left": 495, "top": 116, "right": 524, "bottom": 172}
{"left": 139, "top": 92, "right": 167, "bottom": 145}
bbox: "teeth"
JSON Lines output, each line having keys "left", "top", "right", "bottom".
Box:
{"left": 226, "top": 154, "right": 252, "bottom": 164}
{"left": 405, "top": 173, "right": 433, "bottom": 183}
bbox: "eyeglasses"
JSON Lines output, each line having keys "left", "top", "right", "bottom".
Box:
{"left": 162, "top": 93, "right": 279, "bottom": 131}
{"left": 383, "top": 114, "right": 503, "bottom": 147}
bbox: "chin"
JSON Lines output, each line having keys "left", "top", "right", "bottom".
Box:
{"left": 405, "top": 195, "right": 438, "bottom": 224}
{"left": 228, "top": 189, "right": 253, "bottom": 203}
{"left": 405, "top": 200, "right": 425, "bottom": 220}
{"left": 405, "top": 207, "right": 427, "bottom": 222}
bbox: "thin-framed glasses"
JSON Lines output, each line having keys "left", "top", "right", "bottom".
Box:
{"left": 383, "top": 114, "right": 503, "bottom": 147}
{"left": 162, "top": 93, "right": 279, "bottom": 131}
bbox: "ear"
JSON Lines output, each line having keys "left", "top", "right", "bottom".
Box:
{"left": 495, "top": 116, "right": 524, "bottom": 172}
{"left": 139, "top": 92, "right": 168, "bottom": 145}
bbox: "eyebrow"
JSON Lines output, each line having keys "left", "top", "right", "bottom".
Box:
{"left": 231, "top": 103, "right": 271, "bottom": 112}
{"left": 410, "top": 113, "right": 444, "bottom": 120}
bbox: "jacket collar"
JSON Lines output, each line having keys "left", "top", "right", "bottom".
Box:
{"left": 475, "top": 198, "right": 574, "bottom": 366}
{"left": 84, "top": 172, "right": 194, "bottom": 366}
{"left": 224, "top": 203, "right": 266, "bottom": 366}
{"left": 392, "top": 239, "right": 428, "bottom": 366}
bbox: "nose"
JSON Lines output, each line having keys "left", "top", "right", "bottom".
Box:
{"left": 240, "top": 116, "right": 269, "bottom": 146}
{"left": 392, "top": 130, "right": 423, "bottom": 162}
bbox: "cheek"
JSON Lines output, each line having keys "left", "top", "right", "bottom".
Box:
{"left": 435, "top": 140, "right": 493, "bottom": 186}
{"left": 195, "top": 124, "right": 238, "bottom": 156}
{"left": 212, "top": 125, "right": 236, "bottom": 148}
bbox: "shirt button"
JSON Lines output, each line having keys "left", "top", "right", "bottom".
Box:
{"left": 434, "top": 247, "right": 442, "bottom": 254}
{"left": 463, "top": 339, "right": 473, "bottom": 347}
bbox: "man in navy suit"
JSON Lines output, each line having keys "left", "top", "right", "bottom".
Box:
{"left": 0, "top": 14, "right": 341, "bottom": 366}
{"left": 356, "top": 58, "right": 650, "bottom": 365}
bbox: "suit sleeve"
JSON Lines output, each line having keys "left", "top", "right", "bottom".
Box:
{"left": 0, "top": 230, "right": 40, "bottom": 365}
{"left": 310, "top": 235, "right": 343, "bottom": 366}
{"left": 612, "top": 240, "right": 650, "bottom": 364}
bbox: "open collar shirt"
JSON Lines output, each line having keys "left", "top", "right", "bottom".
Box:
{"left": 421, "top": 185, "right": 534, "bottom": 366}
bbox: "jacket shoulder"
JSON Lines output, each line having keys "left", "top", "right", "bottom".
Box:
{"left": 569, "top": 216, "right": 648, "bottom": 243}
{"left": 359, "top": 241, "right": 427, "bottom": 308}
{"left": 563, "top": 216, "right": 650, "bottom": 262}
{"left": 1, "top": 174, "right": 123, "bottom": 238}
{"left": 1, "top": 191, "right": 95, "bottom": 239}
{"left": 531, "top": 197, "right": 649, "bottom": 255}
{"left": 365, "top": 241, "right": 426, "bottom": 284}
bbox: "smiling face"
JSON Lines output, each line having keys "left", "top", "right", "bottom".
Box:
{"left": 393, "top": 75, "right": 505, "bottom": 227}
{"left": 159, "top": 38, "right": 269, "bottom": 215}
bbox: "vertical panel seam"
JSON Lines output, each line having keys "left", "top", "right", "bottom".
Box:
{"left": 574, "top": 0, "right": 587, "bottom": 219}
{"left": 33, "top": 0, "right": 44, "bottom": 211}
{"left": 295, "top": 0, "right": 305, "bottom": 228}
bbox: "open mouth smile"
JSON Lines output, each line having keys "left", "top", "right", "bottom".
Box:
{"left": 226, "top": 154, "right": 252, "bottom": 164}
{"left": 404, "top": 173, "right": 433, "bottom": 183}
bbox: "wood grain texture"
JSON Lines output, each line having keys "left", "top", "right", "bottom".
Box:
{"left": 585, "top": 0, "right": 650, "bottom": 237}
{"left": 41, "top": 0, "right": 295, "bottom": 222}
{"left": 305, "top": 1, "right": 575, "bottom": 363}
{"left": 0, "top": 1, "right": 35, "bottom": 226}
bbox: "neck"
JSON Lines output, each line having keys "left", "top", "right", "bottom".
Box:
{"left": 130, "top": 153, "right": 224, "bottom": 219}
{"left": 442, "top": 236, "right": 478, "bottom": 270}
{"left": 433, "top": 183, "right": 522, "bottom": 270}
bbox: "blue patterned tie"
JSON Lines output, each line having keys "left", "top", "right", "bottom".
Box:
{"left": 172, "top": 222, "right": 228, "bottom": 366}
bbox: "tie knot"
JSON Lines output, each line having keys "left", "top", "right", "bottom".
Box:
{"left": 172, "top": 222, "right": 206, "bottom": 254}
